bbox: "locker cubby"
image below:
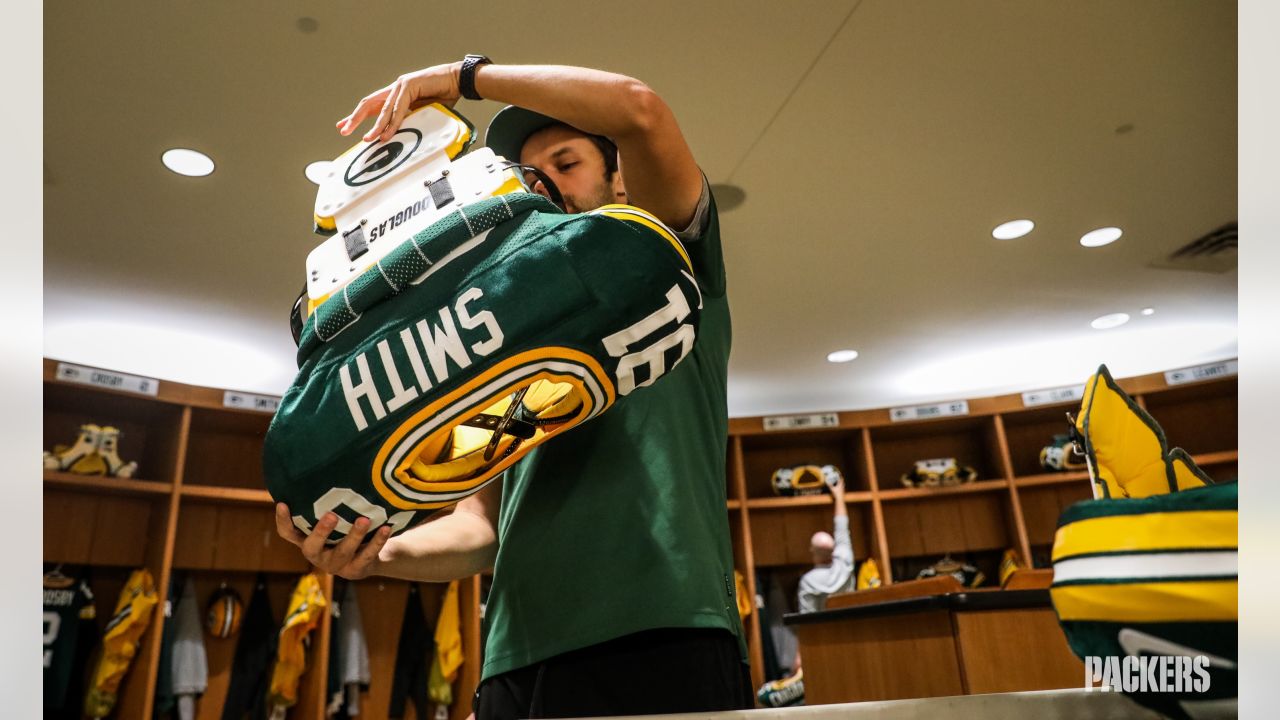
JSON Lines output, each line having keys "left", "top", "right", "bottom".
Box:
{"left": 44, "top": 564, "right": 166, "bottom": 720}
{"left": 160, "top": 570, "right": 329, "bottom": 720}
{"left": 1140, "top": 376, "right": 1238, "bottom": 457}
{"left": 1017, "top": 482, "right": 1094, "bottom": 567}
{"left": 889, "top": 547, "right": 1007, "bottom": 590}
{"left": 183, "top": 407, "right": 273, "bottom": 490}
{"left": 1000, "top": 404, "right": 1081, "bottom": 479}
{"left": 740, "top": 428, "right": 868, "bottom": 497}
{"left": 881, "top": 490, "right": 1014, "bottom": 560}
{"left": 332, "top": 579, "right": 456, "bottom": 720}
{"left": 44, "top": 381, "right": 184, "bottom": 485}
{"left": 870, "top": 415, "right": 1005, "bottom": 489}
{"left": 171, "top": 500, "right": 309, "bottom": 574}
{"left": 44, "top": 488, "right": 172, "bottom": 568}
{"left": 747, "top": 503, "right": 874, "bottom": 567}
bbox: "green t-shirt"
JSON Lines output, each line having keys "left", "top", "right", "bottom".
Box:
{"left": 482, "top": 185, "right": 745, "bottom": 679}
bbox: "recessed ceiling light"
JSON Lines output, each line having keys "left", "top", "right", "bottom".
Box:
{"left": 827, "top": 349, "right": 859, "bottom": 363}
{"left": 305, "top": 160, "right": 333, "bottom": 185}
{"left": 1080, "top": 227, "right": 1123, "bottom": 247}
{"left": 161, "top": 148, "right": 215, "bottom": 177}
{"left": 1141, "top": 307, "right": 1155, "bottom": 316}
{"left": 992, "top": 219, "right": 1034, "bottom": 240}
{"left": 1091, "top": 312, "right": 1130, "bottom": 330}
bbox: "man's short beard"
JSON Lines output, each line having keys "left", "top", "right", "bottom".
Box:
{"left": 563, "top": 174, "right": 621, "bottom": 214}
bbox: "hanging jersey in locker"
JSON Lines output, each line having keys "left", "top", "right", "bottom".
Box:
{"left": 43, "top": 569, "right": 95, "bottom": 716}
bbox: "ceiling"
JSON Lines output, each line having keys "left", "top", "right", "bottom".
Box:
{"left": 43, "top": 0, "right": 1238, "bottom": 417}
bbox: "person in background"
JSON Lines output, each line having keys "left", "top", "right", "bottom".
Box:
{"left": 799, "top": 473, "right": 856, "bottom": 613}
{"left": 758, "top": 475, "right": 856, "bottom": 707}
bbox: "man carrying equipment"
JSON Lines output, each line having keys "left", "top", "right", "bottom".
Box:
{"left": 275, "top": 57, "right": 747, "bottom": 718}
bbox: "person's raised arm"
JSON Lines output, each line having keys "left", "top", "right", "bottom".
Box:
{"left": 273, "top": 477, "right": 502, "bottom": 582}
{"left": 832, "top": 473, "right": 847, "bottom": 519}
{"left": 336, "top": 62, "right": 704, "bottom": 230}
{"left": 831, "top": 475, "right": 853, "bottom": 565}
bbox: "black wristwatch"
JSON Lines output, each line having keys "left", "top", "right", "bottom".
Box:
{"left": 459, "top": 54, "right": 492, "bottom": 101}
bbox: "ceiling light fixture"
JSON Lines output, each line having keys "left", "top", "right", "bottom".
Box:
{"left": 1091, "top": 312, "right": 1131, "bottom": 330}
{"left": 827, "top": 349, "right": 859, "bottom": 363}
{"left": 1080, "top": 227, "right": 1123, "bottom": 247}
{"left": 991, "top": 219, "right": 1035, "bottom": 240}
{"left": 305, "top": 160, "right": 333, "bottom": 185}
{"left": 1141, "top": 307, "right": 1156, "bottom": 316}
{"left": 161, "top": 148, "right": 215, "bottom": 177}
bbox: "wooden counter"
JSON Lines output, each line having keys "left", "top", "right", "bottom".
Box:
{"left": 784, "top": 581, "right": 1083, "bottom": 704}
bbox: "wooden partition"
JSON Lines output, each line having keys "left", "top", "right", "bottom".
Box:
{"left": 44, "top": 358, "right": 1237, "bottom": 715}
{"left": 787, "top": 588, "right": 1084, "bottom": 703}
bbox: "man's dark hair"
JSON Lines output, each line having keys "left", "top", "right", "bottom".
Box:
{"left": 541, "top": 121, "right": 618, "bottom": 180}
{"left": 587, "top": 134, "right": 619, "bottom": 180}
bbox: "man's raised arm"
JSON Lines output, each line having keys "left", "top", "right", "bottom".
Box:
{"left": 337, "top": 62, "right": 704, "bottom": 229}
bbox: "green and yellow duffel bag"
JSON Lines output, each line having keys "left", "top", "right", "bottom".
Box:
{"left": 1051, "top": 365, "right": 1237, "bottom": 719}
{"left": 264, "top": 105, "right": 702, "bottom": 544}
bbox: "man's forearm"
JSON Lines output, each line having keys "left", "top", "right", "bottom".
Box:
{"left": 832, "top": 514, "right": 855, "bottom": 565}
{"left": 472, "top": 64, "right": 659, "bottom": 141}
{"left": 468, "top": 62, "right": 702, "bottom": 247}
{"left": 374, "top": 508, "right": 498, "bottom": 583}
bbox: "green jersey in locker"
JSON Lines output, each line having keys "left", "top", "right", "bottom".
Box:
{"left": 44, "top": 568, "right": 96, "bottom": 716}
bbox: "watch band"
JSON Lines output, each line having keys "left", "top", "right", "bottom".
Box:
{"left": 459, "top": 54, "right": 492, "bottom": 101}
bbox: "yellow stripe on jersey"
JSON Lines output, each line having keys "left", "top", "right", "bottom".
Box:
{"left": 1052, "top": 510, "right": 1238, "bottom": 562}
{"left": 590, "top": 204, "right": 692, "bottom": 272}
{"left": 1051, "top": 578, "right": 1237, "bottom": 622}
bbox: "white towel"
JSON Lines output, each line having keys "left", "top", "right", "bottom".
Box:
{"left": 171, "top": 577, "right": 208, "bottom": 720}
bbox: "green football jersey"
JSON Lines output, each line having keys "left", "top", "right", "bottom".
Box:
{"left": 44, "top": 572, "right": 95, "bottom": 712}
{"left": 265, "top": 193, "right": 706, "bottom": 545}
{"left": 481, "top": 190, "right": 746, "bottom": 679}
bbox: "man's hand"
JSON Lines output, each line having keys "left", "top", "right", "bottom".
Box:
{"left": 274, "top": 502, "right": 392, "bottom": 580}
{"left": 336, "top": 63, "right": 463, "bottom": 144}
{"left": 831, "top": 475, "right": 847, "bottom": 517}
